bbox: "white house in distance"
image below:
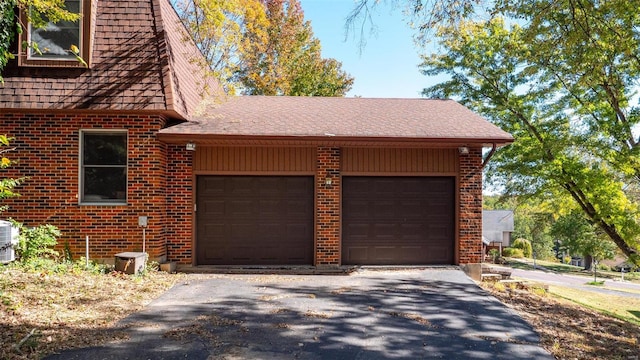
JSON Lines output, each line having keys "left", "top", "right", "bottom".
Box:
{"left": 482, "top": 210, "right": 515, "bottom": 252}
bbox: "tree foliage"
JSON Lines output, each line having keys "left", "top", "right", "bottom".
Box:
{"left": 551, "top": 211, "right": 617, "bottom": 263}
{"left": 0, "top": 0, "right": 80, "bottom": 82}
{"left": 172, "top": 0, "right": 267, "bottom": 93}
{"left": 484, "top": 194, "right": 556, "bottom": 260}
{"left": 418, "top": 0, "right": 640, "bottom": 265}
{"left": 175, "top": 0, "right": 354, "bottom": 96}
{"left": 345, "top": 0, "right": 479, "bottom": 48}
{"left": 235, "top": 0, "right": 354, "bottom": 96}
{"left": 0, "top": 135, "right": 23, "bottom": 213}
{"left": 511, "top": 238, "right": 532, "bottom": 258}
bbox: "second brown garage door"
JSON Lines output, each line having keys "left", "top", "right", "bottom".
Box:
{"left": 196, "top": 176, "right": 314, "bottom": 265}
{"left": 342, "top": 176, "right": 455, "bottom": 265}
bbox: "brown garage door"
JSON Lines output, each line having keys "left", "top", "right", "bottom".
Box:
{"left": 342, "top": 177, "right": 455, "bottom": 265}
{"left": 196, "top": 176, "right": 314, "bottom": 265}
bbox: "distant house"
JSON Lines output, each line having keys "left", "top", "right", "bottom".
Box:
{"left": 483, "top": 210, "right": 514, "bottom": 251}
{"left": 0, "top": 0, "right": 513, "bottom": 269}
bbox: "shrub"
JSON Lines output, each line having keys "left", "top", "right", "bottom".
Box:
{"left": 511, "top": 238, "right": 533, "bottom": 258}
{"left": 11, "top": 222, "right": 60, "bottom": 262}
{"left": 502, "top": 247, "right": 524, "bottom": 258}
{"left": 488, "top": 249, "right": 500, "bottom": 263}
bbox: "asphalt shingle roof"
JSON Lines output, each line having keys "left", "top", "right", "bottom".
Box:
{"left": 160, "top": 96, "right": 514, "bottom": 143}
{"left": 0, "top": 0, "right": 216, "bottom": 120}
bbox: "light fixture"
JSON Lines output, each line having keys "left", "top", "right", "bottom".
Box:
{"left": 458, "top": 146, "right": 469, "bottom": 155}
{"left": 325, "top": 178, "right": 332, "bottom": 185}
{"left": 186, "top": 142, "right": 196, "bottom": 151}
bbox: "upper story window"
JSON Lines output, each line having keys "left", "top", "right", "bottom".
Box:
{"left": 28, "top": 0, "right": 81, "bottom": 60}
{"left": 80, "top": 131, "right": 128, "bottom": 205}
{"left": 19, "top": 0, "right": 90, "bottom": 67}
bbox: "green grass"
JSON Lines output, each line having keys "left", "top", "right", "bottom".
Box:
{"left": 585, "top": 281, "right": 605, "bottom": 286}
{"left": 549, "top": 285, "right": 640, "bottom": 326}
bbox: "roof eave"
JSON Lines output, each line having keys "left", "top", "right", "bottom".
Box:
{"left": 156, "top": 133, "right": 514, "bottom": 147}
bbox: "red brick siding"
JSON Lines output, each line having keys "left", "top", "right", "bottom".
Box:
{"left": 458, "top": 147, "right": 483, "bottom": 264}
{"left": 0, "top": 112, "right": 168, "bottom": 261}
{"left": 165, "top": 144, "right": 193, "bottom": 264}
{"left": 316, "top": 147, "right": 341, "bottom": 266}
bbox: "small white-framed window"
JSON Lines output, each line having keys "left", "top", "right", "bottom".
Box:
{"left": 80, "top": 130, "right": 128, "bottom": 205}
{"left": 25, "top": 0, "right": 84, "bottom": 61}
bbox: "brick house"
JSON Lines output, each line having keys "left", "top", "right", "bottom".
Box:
{"left": 0, "top": 0, "right": 513, "bottom": 270}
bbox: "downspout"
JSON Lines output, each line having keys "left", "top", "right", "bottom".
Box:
{"left": 481, "top": 143, "right": 498, "bottom": 169}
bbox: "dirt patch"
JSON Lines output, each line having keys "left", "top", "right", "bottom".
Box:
{"left": 0, "top": 266, "right": 181, "bottom": 360}
{"left": 481, "top": 282, "right": 640, "bottom": 359}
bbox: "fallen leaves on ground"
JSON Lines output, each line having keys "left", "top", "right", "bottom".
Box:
{"left": 0, "top": 266, "right": 181, "bottom": 360}
{"left": 481, "top": 282, "right": 640, "bottom": 360}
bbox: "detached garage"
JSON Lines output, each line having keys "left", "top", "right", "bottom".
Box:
{"left": 158, "top": 96, "right": 513, "bottom": 268}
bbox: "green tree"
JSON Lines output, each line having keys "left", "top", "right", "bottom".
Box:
{"left": 551, "top": 211, "right": 617, "bottom": 269}
{"left": 419, "top": 3, "right": 640, "bottom": 265}
{"left": 235, "top": 0, "right": 354, "bottom": 96}
{"left": 0, "top": 0, "right": 80, "bottom": 82}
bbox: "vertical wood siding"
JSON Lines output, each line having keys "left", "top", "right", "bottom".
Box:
{"left": 195, "top": 146, "right": 316, "bottom": 173}
{"left": 341, "top": 148, "right": 458, "bottom": 174}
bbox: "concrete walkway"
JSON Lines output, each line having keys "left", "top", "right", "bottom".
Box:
{"left": 45, "top": 269, "right": 553, "bottom": 360}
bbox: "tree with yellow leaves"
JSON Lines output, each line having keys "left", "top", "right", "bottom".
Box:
{"left": 0, "top": 135, "right": 22, "bottom": 213}
{"left": 174, "top": 0, "right": 354, "bottom": 96}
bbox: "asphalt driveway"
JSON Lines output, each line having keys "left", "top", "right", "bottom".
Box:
{"left": 46, "top": 269, "right": 553, "bottom": 359}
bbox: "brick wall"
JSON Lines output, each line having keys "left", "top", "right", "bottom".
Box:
{"left": 315, "top": 147, "right": 341, "bottom": 266}
{"left": 165, "top": 144, "right": 193, "bottom": 264}
{"left": 0, "top": 112, "right": 168, "bottom": 262}
{"left": 458, "top": 146, "right": 483, "bottom": 264}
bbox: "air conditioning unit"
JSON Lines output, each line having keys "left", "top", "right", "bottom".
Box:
{"left": 0, "top": 220, "right": 19, "bottom": 264}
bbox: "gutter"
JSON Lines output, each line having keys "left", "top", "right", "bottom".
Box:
{"left": 481, "top": 143, "right": 498, "bottom": 169}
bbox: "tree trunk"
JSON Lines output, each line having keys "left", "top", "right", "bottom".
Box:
{"left": 583, "top": 254, "right": 593, "bottom": 271}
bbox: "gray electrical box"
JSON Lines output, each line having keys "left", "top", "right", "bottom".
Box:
{"left": 138, "top": 216, "right": 148, "bottom": 227}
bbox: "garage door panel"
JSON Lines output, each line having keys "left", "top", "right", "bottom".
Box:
{"left": 399, "top": 223, "right": 425, "bottom": 238}
{"left": 197, "top": 176, "right": 313, "bottom": 265}
{"left": 372, "top": 223, "right": 397, "bottom": 239}
{"left": 229, "top": 200, "right": 254, "bottom": 216}
{"left": 399, "top": 200, "right": 423, "bottom": 216}
{"left": 426, "top": 246, "right": 451, "bottom": 264}
{"left": 287, "top": 200, "right": 313, "bottom": 217}
{"left": 286, "top": 223, "right": 310, "bottom": 238}
{"left": 259, "top": 224, "right": 285, "bottom": 238}
{"left": 344, "top": 247, "right": 369, "bottom": 263}
{"left": 343, "top": 223, "right": 370, "bottom": 239}
{"left": 371, "top": 246, "right": 396, "bottom": 261}
{"left": 373, "top": 201, "right": 396, "bottom": 217}
{"left": 202, "top": 200, "right": 225, "bottom": 215}
{"left": 342, "top": 176, "right": 454, "bottom": 265}
{"left": 199, "top": 178, "right": 225, "bottom": 195}
{"left": 344, "top": 200, "right": 370, "bottom": 217}
{"left": 229, "top": 178, "right": 254, "bottom": 194}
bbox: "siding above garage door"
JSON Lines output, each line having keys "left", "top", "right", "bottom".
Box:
{"left": 342, "top": 177, "right": 455, "bottom": 265}
{"left": 195, "top": 146, "right": 315, "bottom": 173}
{"left": 196, "top": 176, "right": 314, "bottom": 265}
{"left": 342, "top": 148, "right": 458, "bottom": 174}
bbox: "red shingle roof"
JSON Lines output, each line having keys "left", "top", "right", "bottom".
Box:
{"left": 0, "top": 0, "right": 216, "bottom": 120}
{"left": 159, "top": 96, "right": 513, "bottom": 144}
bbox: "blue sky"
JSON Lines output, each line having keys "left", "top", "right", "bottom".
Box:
{"left": 299, "top": 0, "right": 433, "bottom": 98}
